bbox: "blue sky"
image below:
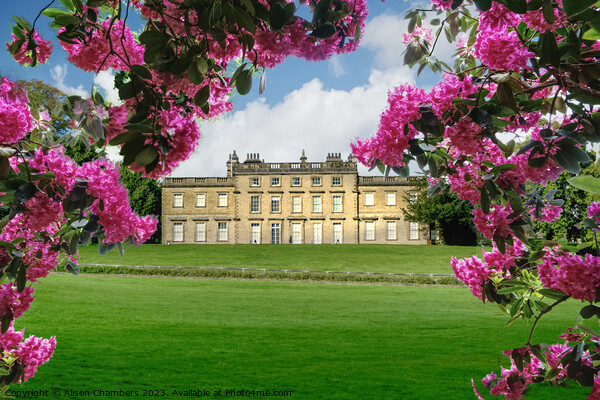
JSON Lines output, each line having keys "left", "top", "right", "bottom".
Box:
{"left": 1, "top": 1, "right": 452, "bottom": 176}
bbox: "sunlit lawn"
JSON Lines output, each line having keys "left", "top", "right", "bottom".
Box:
{"left": 18, "top": 274, "right": 589, "bottom": 399}
{"left": 77, "top": 244, "right": 485, "bottom": 274}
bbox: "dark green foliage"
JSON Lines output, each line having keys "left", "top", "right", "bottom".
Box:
{"left": 533, "top": 153, "right": 600, "bottom": 241}
{"left": 403, "top": 177, "right": 477, "bottom": 245}
{"left": 119, "top": 166, "right": 161, "bottom": 243}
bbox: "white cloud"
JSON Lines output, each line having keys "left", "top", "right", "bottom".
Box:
{"left": 172, "top": 66, "right": 414, "bottom": 177}
{"left": 328, "top": 56, "right": 346, "bottom": 77}
{"left": 93, "top": 69, "right": 122, "bottom": 105}
{"left": 361, "top": 12, "right": 458, "bottom": 72}
{"left": 50, "top": 64, "right": 88, "bottom": 98}
{"left": 362, "top": 13, "right": 408, "bottom": 69}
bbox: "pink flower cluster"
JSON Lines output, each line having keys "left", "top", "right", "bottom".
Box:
{"left": 402, "top": 26, "right": 432, "bottom": 46}
{"left": 81, "top": 158, "right": 157, "bottom": 243}
{"left": 129, "top": 106, "right": 201, "bottom": 179}
{"left": 0, "top": 325, "right": 56, "bottom": 382}
{"left": 60, "top": 19, "right": 143, "bottom": 72}
{"left": 0, "top": 284, "right": 35, "bottom": 320}
{"left": 538, "top": 251, "right": 600, "bottom": 301}
{"left": 473, "top": 29, "right": 534, "bottom": 71}
{"left": 0, "top": 77, "right": 34, "bottom": 144}
{"left": 6, "top": 29, "right": 53, "bottom": 66}
{"left": 452, "top": 241, "right": 523, "bottom": 299}
{"left": 480, "top": 343, "right": 591, "bottom": 399}
{"left": 472, "top": 205, "right": 515, "bottom": 240}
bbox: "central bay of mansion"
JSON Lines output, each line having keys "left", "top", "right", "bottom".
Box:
{"left": 162, "top": 151, "right": 429, "bottom": 245}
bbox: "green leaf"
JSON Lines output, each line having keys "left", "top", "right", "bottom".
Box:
{"left": 65, "top": 261, "right": 80, "bottom": 275}
{"left": 497, "top": 286, "right": 526, "bottom": 294}
{"left": 504, "top": 0, "right": 528, "bottom": 13}
{"left": 236, "top": 69, "right": 253, "bottom": 95}
{"left": 568, "top": 176, "right": 600, "bottom": 195}
{"left": 473, "top": 0, "right": 492, "bottom": 10}
{"left": 13, "top": 16, "right": 32, "bottom": 31}
{"left": 583, "top": 28, "right": 600, "bottom": 41}
{"left": 311, "top": 22, "right": 337, "bottom": 38}
{"left": 130, "top": 65, "right": 152, "bottom": 80}
{"left": 313, "top": 0, "right": 331, "bottom": 22}
{"left": 193, "top": 85, "right": 211, "bottom": 107}
{"left": 269, "top": 2, "right": 286, "bottom": 30}
{"left": 42, "top": 8, "right": 70, "bottom": 18}
{"left": 232, "top": 6, "right": 256, "bottom": 33}
{"left": 496, "top": 82, "right": 519, "bottom": 112}
{"left": 354, "top": 24, "right": 362, "bottom": 42}
{"left": 541, "top": 0, "right": 555, "bottom": 24}
{"left": 60, "top": 0, "right": 76, "bottom": 12}
{"left": 540, "top": 31, "right": 560, "bottom": 68}
{"left": 134, "top": 145, "right": 159, "bottom": 167}
{"left": 563, "top": 0, "right": 597, "bottom": 15}
{"left": 55, "top": 14, "right": 81, "bottom": 26}
{"left": 580, "top": 304, "right": 600, "bottom": 319}
{"left": 480, "top": 186, "right": 490, "bottom": 214}
{"left": 539, "top": 288, "right": 566, "bottom": 300}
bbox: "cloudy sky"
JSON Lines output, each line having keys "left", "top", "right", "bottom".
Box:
{"left": 1, "top": 1, "right": 454, "bottom": 177}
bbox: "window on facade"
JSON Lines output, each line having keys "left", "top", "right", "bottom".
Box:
{"left": 195, "top": 222, "right": 206, "bottom": 242}
{"left": 292, "top": 177, "right": 301, "bottom": 186}
{"left": 271, "top": 223, "right": 281, "bottom": 244}
{"left": 364, "top": 192, "right": 374, "bottom": 206}
{"left": 409, "top": 192, "right": 418, "bottom": 204}
{"left": 250, "top": 177, "right": 260, "bottom": 187}
{"left": 173, "top": 193, "right": 183, "bottom": 208}
{"left": 312, "top": 196, "right": 322, "bottom": 213}
{"left": 251, "top": 223, "right": 261, "bottom": 244}
{"left": 365, "top": 221, "right": 375, "bottom": 240}
{"left": 387, "top": 221, "right": 397, "bottom": 240}
{"left": 332, "top": 195, "right": 342, "bottom": 213}
{"left": 386, "top": 192, "right": 396, "bottom": 206}
{"left": 332, "top": 177, "right": 341, "bottom": 186}
{"left": 218, "top": 193, "right": 228, "bottom": 207}
{"left": 173, "top": 222, "right": 183, "bottom": 242}
{"left": 333, "top": 223, "right": 342, "bottom": 244}
{"left": 292, "top": 196, "right": 301, "bottom": 213}
{"left": 292, "top": 223, "right": 302, "bottom": 244}
{"left": 312, "top": 177, "right": 321, "bottom": 186}
{"left": 313, "top": 223, "right": 322, "bottom": 244}
{"left": 271, "top": 196, "right": 281, "bottom": 213}
{"left": 271, "top": 177, "right": 280, "bottom": 186}
{"left": 195, "top": 193, "right": 206, "bottom": 207}
{"left": 250, "top": 195, "right": 260, "bottom": 213}
{"left": 217, "top": 222, "right": 228, "bottom": 241}
{"left": 409, "top": 222, "right": 419, "bottom": 240}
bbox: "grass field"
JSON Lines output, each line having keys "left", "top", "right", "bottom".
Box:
{"left": 77, "top": 244, "right": 484, "bottom": 274}
{"left": 17, "top": 274, "right": 590, "bottom": 399}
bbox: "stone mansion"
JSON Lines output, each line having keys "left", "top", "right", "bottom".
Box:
{"left": 162, "top": 151, "right": 428, "bottom": 245}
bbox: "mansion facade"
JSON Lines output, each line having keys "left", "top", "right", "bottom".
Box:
{"left": 162, "top": 151, "right": 428, "bottom": 245}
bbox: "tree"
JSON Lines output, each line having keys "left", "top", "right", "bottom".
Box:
{"left": 0, "top": 0, "right": 368, "bottom": 388}
{"left": 534, "top": 154, "right": 600, "bottom": 242}
{"left": 402, "top": 177, "right": 477, "bottom": 245}
{"left": 350, "top": 0, "right": 600, "bottom": 398}
{"left": 119, "top": 166, "right": 161, "bottom": 243}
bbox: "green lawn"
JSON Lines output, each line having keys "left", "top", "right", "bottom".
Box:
{"left": 17, "top": 274, "right": 590, "bottom": 399}
{"left": 77, "top": 244, "right": 484, "bottom": 274}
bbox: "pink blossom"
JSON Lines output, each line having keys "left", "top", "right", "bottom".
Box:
{"left": 60, "top": 19, "right": 143, "bottom": 72}
{"left": 532, "top": 205, "right": 562, "bottom": 222}
{"left": 430, "top": 74, "right": 477, "bottom": 119}
{"left": 17, "top": 335, "right": 56, "bottom": 382}
{"left": 538, "top": 252, "right": 600, "bottom": 301}
{"left": 129, "top": 106, "right": 201, "bottom": 179}
{"left": 402, "top": 26, "right": 432, "bottom": 46}
{"left": 479, "top": 3, "right": 520, "bottom": 32}
{"left": 482, "top": 372, "right": 497, "bottom": 387}
{"left": 0, "top": 77, "right": 34, "bottom": 143}
{"left": 473, "top": 29, "right": 534, "bottom": 71}
{"left": 6, "top": 29, "right": 53, "bottom": 66}
{"left": 472, "top": 205, "right": 514, "bottom": 240}
{"left": 522, "top": 0, "right": 567, "bottom": 32}
{"left": 0, "top": 284, "right": 35, "bottom": 320}
{"left": 0, "top": 324, "right": 24, "bottom": 352}
{"left": 588, "top": 202, "right": 600, "bottom": 222}
{"left": 451, "top": 255, "right": 492, "bottom": 300}
{"left": 430, "top": 0, "right": 453, "bottom": 11}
